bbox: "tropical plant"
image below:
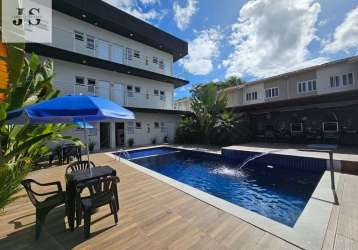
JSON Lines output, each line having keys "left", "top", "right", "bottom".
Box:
{"left": 191, "top": 83, "right": 227, "bottom": 144}
{"left": 151, "top": 137, "right": 156, "bottom": 145}
{"left": 89, "top": 141, "right": 96, "bottom": 152}
{"left": 127, "top": 138, "right": 134, "bottom": 147}
{"left": 0, "top": 43, "right": 79, "bottom": 209}
{"left": 175, "top": 116, "right": 200, "bottom": 144}
{"left": 175, "top": 82, "right": 252, "bottom": 145}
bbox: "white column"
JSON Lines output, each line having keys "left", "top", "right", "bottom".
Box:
{"left": 110, "top": 121, "right": 116, "bottom": 149}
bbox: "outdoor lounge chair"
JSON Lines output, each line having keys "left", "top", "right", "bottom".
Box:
{"left": 21, "top": 179, "right": 66, "bottom": 240}
{"left": 77, "top": 176, "right": 120, "bottom": 239}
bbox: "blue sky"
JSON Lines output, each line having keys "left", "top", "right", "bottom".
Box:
{"left": 103, "top": 0, "right": 358, "bottom": 99}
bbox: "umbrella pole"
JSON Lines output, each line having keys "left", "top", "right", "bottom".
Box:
{"left": 82, "top": 118, "right": 92, "bottom": 176}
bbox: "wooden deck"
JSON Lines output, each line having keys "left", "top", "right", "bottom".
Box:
{"left": 0, "top": 153, "right": 358, "bottom": 250}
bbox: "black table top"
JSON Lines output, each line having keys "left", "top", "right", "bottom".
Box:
{"left": 66, "top": 166, "right": 116, "bottom": 184}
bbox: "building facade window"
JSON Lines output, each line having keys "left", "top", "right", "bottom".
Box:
{"left": 153, "top": 57, "right": 158, "bottom": 64}
{"left": 154, "top": 89, "right": 159, "bottom": 96}
{"left": 335, "top": 76, "right": 340, "bottom": 87}
{"left": 348, "top": 73, "right": 353, "bottom": 85}
{"left": 297, "top": 79, "right": 316, "bottom": 93}
{"left": 134, "top": 50, "right": 140, "bottom": 58}
{"left": 154, "top": 122, "right": 159, "bottom": 128}
{"left": 159, "top": 59, "right": 164, "bottom": 69}
{"left": 160, "top": 91, "right": 165, "bottom": 100}
{"left": 135, "top": 122, "right": 142, "bottom": 129}
{"left": 86, "top": 35, "right": 95, "bottom": 50}
{"left": 127, "top": 85, "right": 133, "bottom": 92}
{"left": 75, "top": 76, "right": 85, "bottom": 85}
{"left": 74, "top": 31, "right": 84, "bottom": 41}
{"left": 126, "top": 48, "right": 133, "bottom": 61}
{"left": 265, "top": 87, "right": 279, "bottom": 99}
{"left": 330, "top": 73, "right": 353, "bottom": 88}
{"left": 127, "top": 85, "right": 133, "bottom": 97}
{"left": 160, "top": 122, "right": 166, "bottom": 132}
{"left": 127, "top": 122, "right": 134, "bottom": 134}
{"left": 246, "top": 91, "right": 258, "bottom": 101}
{"left": 135, "top": 86, "right": 141, "bottom": 93}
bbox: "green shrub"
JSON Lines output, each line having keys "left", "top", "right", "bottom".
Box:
{"left": 127, "top": 138, "right": 134, "bottom": 147}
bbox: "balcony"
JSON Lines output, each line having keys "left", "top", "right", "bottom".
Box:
{"left": 51, "top": 26, "right": 171, "bottom": 76}
{"left": 73, "top": 84, "right": 173, "bottom": 110}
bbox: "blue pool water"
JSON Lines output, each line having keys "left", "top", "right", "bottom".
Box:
{"left": 114, "top": 147, "right": 179, "bottom": 159}
{"left": 130, "top": 149, "right": 323, "bottom": 227}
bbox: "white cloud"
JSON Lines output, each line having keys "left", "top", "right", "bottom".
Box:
{"left": 102, "top": 0, "right": 164, "bottom": 22}
{"left": 223, "top": 0, "right": 327, "bottom": 78}
{"left": 180, "top": 28, "right": 222, "bottom": 75}
{"left": 173, "top": 0, "right": 198, "bottom": 30}
{"left": 139, "top": 0, "right": 159, "bottom": 4}
{"left": 322, "top": 6, "right": 358, "bottom": 54}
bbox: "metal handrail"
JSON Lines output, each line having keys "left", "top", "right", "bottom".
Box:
{"left": 299, "top": 146, "right": 339, "bottom": 204}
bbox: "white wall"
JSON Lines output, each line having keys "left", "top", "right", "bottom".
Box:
{"left": 52, "top": 58, "right": 175, "bottom": 110}
{"left": 316, "top": 61, "right": 358, "bottom": 95}
{"left": 125, "top": 112, "right": 180, "bottom": 147}
{"left": 52, "top": 10, "right": 173, "bottom": 76}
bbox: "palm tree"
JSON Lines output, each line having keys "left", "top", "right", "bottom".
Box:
{"left": 191, "top": 83, "right": 227, "bottom": 144}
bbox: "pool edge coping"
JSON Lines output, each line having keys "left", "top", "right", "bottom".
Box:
{"left": 106, "top": 148, "right": 338, "bottom": 250}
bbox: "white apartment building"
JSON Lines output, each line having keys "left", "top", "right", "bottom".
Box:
{"left": 27, "top": 0, "right": 189, "bottom": 150}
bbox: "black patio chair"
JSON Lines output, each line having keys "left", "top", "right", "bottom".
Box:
{"left": 21, "top": 179, "right": 66, "bottom": 240}
{"left": 63, "top": 145, "right": 82, "bottom": 164}
{"left": 66, "top": 160, "right": 96, "bottom": 175}
{"left": 77, "top": 176, "right": 120, "bottom": 239}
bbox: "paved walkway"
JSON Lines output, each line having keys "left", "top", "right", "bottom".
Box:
{"left": 0, "top": 153, "right": 357, "bottom": 249}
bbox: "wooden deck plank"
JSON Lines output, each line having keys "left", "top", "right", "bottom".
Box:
{"left": 0, "top": 153, "right": 357, "bottom": 249}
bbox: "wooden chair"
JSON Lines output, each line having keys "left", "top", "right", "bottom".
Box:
{"left": 21, "top": 179, "right": 65, "bottom": 239}
{"left": 77, "top": 176, "right": 120, "bottom": 238}
{"left": 66, "top": 161, "right": 96, "bottom": 174}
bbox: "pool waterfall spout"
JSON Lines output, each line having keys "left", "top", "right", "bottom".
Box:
{"left": 239, "top": 150, "right": 280, "bottom": 170}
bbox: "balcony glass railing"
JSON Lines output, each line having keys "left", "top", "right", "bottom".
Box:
{"left": 73, "top": 84, "right": 173, "bottom": 110}
{"left": 51, "top": 26, "right": 171, "bottom": 76}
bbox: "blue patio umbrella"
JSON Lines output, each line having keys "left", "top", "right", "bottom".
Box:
{"left": 7, "top": 95, "right": 135, "bottom": 168}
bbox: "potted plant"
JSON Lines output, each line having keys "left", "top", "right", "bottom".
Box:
{"left": 89, "top": 141, "right": 96, "bottom": 153}
{"left": 128, "top": 138, "right": 134, "bottom": 147}
{"left": 151, "top": 137, "right": 157, "bottom": 145}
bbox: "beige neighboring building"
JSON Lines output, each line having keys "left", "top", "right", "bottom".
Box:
{"left": 224, "top": 56, "right": 358, "bottom": 145}
{"left": 174, "top": 97, "right": 192, "bottom": 112}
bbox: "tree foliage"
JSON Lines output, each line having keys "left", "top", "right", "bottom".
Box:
{"left": 0, "top": 43, "right": 79, "bottom": 208}
{"left": 175, "top": 81, "right": 252, "bottom": 146}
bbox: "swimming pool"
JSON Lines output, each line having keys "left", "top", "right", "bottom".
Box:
{"left": 117, "top": 147, "right": 324, "bottom": 227}
{"left": 114, "top": 147, "right": 179, "bottom": 159}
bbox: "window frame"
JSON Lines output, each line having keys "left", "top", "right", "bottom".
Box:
{"left": 133, "top": 50, "right": 140, "bottom": 59}
{"left": 348, "top": 73, "right": 353, "bottom": 85}
{"left": 135, "top": 122, "right": 142, "bottom": 129}
{"left": 152, "top": 56, "right": 158, "bottom": 64}
{"left": 74, "top": 30, "right": 84, "bottom": 41}
{"left": 75, "top": 76, "right": 85, "bottom": 85}
{"left": 86, "top": 34, "right": 95, "bottom": 50}
{"left": 265, "top": 87, "right": 279, "bottom": 99}
{"left": 126, "top": 48, "right": 133, "bottom": 61}
{"left": 134, "top": 86, "right": 141, "bottom": 93}
{"left": 87, "top": 78, "right": 96, "bottom": 86}
{"left": 154, "top": 89, "right": 159, "bottom": 96}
